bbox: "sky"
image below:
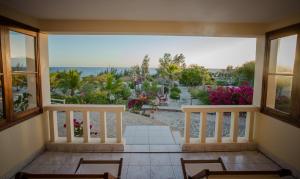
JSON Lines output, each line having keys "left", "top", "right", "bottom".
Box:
{"left": 48, "top": 35, "right": 257, "bottom": 69}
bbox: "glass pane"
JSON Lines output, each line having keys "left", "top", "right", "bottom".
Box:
{"left": 9, "top": 31, "right": 36, "bottom": 72}
{"left": 268, "top": 35, "right": 297, "bottom": 73}
{"left": 0, "top": 76, "right": 4, "bottom": 120}
{"left": 12, "top": 74, "right": 37, "bottom": 112}
{"left": 266, "top": 75, "right": 293, "bottom": 113}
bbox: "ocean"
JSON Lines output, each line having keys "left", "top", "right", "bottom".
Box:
{"left": 50, "top": 67, "right": 224, "bottom": 77}
{"left": 50, "top": 67, "right": 158, "bottom": 77}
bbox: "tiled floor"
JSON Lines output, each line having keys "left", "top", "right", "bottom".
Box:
{"left": 124, "top": 126, "right": 176, "bottom": 145}
{"left": 22, "top": 151, "right": 281, "bottom": 179}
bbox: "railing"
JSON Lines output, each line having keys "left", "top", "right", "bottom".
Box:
{"left": 44, "top": 104, "right": 125, "bottom": 144}
{"left": 181, "top": 105, "right": 258, "bottom": 145}
{"left": 50, "top": 98, "right": 66, "bottom": 104}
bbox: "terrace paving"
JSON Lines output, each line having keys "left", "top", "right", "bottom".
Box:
{"left": 22, "top": 151, "right": 281, "bottom": 179}
{"left": 21, "top": 126, "right": 285, "bottom": 178}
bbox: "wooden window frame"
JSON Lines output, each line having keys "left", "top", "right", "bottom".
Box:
{"left": 261, "top": 23, "right": 300, "bottom": 128}
{"left": 0, "top": 16, "right": 43, "bottom": 131}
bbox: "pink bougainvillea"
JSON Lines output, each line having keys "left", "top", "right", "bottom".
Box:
{"left": 64, "top": 118, "right": 97, "bottom": 137}
{"left": 208, "top": 84, "right": 253, "bottom": 105}
{"left": 127, "top": 97, "right": 148, "bottom": 110}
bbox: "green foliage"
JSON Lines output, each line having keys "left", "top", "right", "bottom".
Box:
{"left": 141, "top": 55, "right": 150, "bottom": 79}
{"left": 180, "top": 65, "right": 214, "bottom": 86}
{"left": 197, "top": 90, "right": 210, "bottom": 105}
{"left": 216, "top": 80, "right": 228, "bottom": 86}
{"left": 157, "top": 53, "right": 185, "bottom": 86}
{"left": 189, "top": 88, "right": 210, "bottom": 105}
{"left": 57, "top": 69, "right": 82, "bottom": 96}
{"left": 50, "top": 70, "right": 131, "bottom": 104}
{"left": 170, "top": 86, "right": 181, "bottom": 93}
{"left": 233, "top": 61, "right": 255, "bottom": 86}
{"left": 12, "top": 75, "right": 27, "bottom": 92}
{"left": 170, "top": 86, "right": 181, "bottom": 100}
{"left": 170, "top": 91, "right": 180, "bottom": 100}
{"left": 142, "top": 80, "right": 160, "bottom": 99}
{"left": 14, "top": 92, "right": 31, "bottom": 112}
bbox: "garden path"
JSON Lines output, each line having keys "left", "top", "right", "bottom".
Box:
{"left": 168, "top": 86, "right": 200, "bottom": 108}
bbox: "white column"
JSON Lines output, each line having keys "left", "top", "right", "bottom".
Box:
{"left": 230, "top": 112, "right": 239, "bottom": 143}
{"left": 215, "top": 112, "right": 223, "bottom": 143}
{"left": 66, "top": 110, "right": 74, "bottom": 142}
{"left": 116, "top": 111, "right": 122, "bottom": 143}
{"left": 184, "top": 112, "right": 191, "bottom": 144}
{"left": 39, "top": 33, "right": 51, "bottom": 105}
{"left": 83, "top": 111, "right": 90, "bottom": 143}
{"left": 253, "top": 36, "right": 266, "bottom": 106}
{"left": 49, "top": 110, "right": 58, "bottom": 142}
{"left": 200, "top": 112, "right": 207, "bottom": 143}
{"left": 99, "top": 111, "right": 107, "bottom": 143}
{"left": 245, "top": 111, "right": 255, "bottom": 142}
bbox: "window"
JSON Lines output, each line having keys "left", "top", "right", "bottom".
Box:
{"left": 0, "top": 17, "right": 42, "bottom": 131}
{"left": 262, "top": 24, "right": 300, "bottom": 127}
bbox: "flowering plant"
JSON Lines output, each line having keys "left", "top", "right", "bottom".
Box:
{"left": 64, "top": 118, "right": 97, "bottom": 137}
{"left": 127, "top": 99, "right": 145, "bottom": 111}
{"left": 208, "top": 83, "right": 253, "bottom": 105}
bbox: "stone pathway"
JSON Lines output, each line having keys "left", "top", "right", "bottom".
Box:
{"left": 168, "top": 86, "right": 200, "bottom": 109}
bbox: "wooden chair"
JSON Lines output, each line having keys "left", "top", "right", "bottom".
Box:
{"left": 181, "top": 158, "right": 292, "bottom": 179}
{"left": 15, "top": 158, "right": 123, "bottom": 179}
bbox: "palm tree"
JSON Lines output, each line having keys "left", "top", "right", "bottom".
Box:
{"left": 102, "top": 73, "right": 124, "bottom": 103}
{"left": 58, "top": 70, "right": 82, "bottom": 96}
{"left": 164, "top": 64, "right": 181, "bottom": 87}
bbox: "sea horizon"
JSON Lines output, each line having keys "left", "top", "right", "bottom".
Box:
{"left": 50, "top": 66, "right": 224, "bottom": 77}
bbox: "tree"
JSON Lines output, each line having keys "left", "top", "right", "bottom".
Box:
{"left": 179, "top": 65, "right": 213, "bottom": 86}
{"left": 58, "top": 69, "right": 82, "bottom": 96}
{"left": 129, "top": 65, "right": 141, "bottom": 82}
{"left": 173, "top": 54, "right": 186, "bottom": 68}
{"left": 50, "top": 72, "right": 60, "bottom": 92}
{"left": 157, "top": 53, "right": 185, "bottom": 86}
{"left": 141, "top": 55, "right": 150, "bottom": 79}
{"left": 233, "top": 61, "right": 255, "bottom": 86}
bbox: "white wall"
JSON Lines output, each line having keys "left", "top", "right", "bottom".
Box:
{"left": 0, "top": 114, "right": 47, "bottom": 178}
{"left": 255, "top": 113, "right": 300, "bottom": 178}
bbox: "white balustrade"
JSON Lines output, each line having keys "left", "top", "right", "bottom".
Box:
{"left": 45, "top": 104, "right": 125, "bottom": 144}
{"left": 182, "top": 105, "right": 258, "bottom": 145}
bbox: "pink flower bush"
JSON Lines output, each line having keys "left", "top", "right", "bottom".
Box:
{"left": 64, "top": 118, "right": 97, "bottom": 137}
{"left": 208, "top": 84, "right": 253, "bottom": 105}
{"left": 127, "top": 99, "right": 145, "bottom": 110}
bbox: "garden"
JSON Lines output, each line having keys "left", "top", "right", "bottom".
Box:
{"left": 49, "top": 53, "right": 257, "bottom": 138}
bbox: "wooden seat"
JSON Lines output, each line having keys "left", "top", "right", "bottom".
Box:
{"left": 15, "top": 158, "right": 123, "bottom": 179}
{"left": 181, "top": 158, "right": 292, "bottom": 179}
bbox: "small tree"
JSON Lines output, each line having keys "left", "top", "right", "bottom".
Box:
{"left": 233, "top": 61, "right": 255, "bottom": 86}
{"left": 141, "top": 55, "right": 150, "bottom": 79}
{"left": 180, "top": 65, "right": 213, "bottom": 86}
{"left": 157, "top": 53, "right": 185, "bottom": 87}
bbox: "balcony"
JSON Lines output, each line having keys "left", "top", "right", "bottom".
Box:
{"left": 0, "top": 1, "right": 300, "bottom": 179}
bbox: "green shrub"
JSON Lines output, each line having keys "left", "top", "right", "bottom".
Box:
{"left": 170, "top": 91, "right": 180, "bottom": 100}
{"left": 216, "top": 80, "right": 228, "bottom": 86}
{"left": 188, "top": 88, "right": 210, "bottom": 105}
{"left": 197, "top": 90, "right": 210, "bottom": 105}
{"left": 189, "top": 88, "right": 199, "bottom": 99}
{"left": 170, "top": 87, "right": 181, "bottom": 93}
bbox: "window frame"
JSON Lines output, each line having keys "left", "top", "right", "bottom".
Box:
{"left": 0, "top": 17, "right": 43, "bottom": 131}
{"left": 261, "top": 23, "right": 300, "bottom": 128}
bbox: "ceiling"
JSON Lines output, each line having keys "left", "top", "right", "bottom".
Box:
{"left": 1, "top": 0, "right": 300, "bottom": 23}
